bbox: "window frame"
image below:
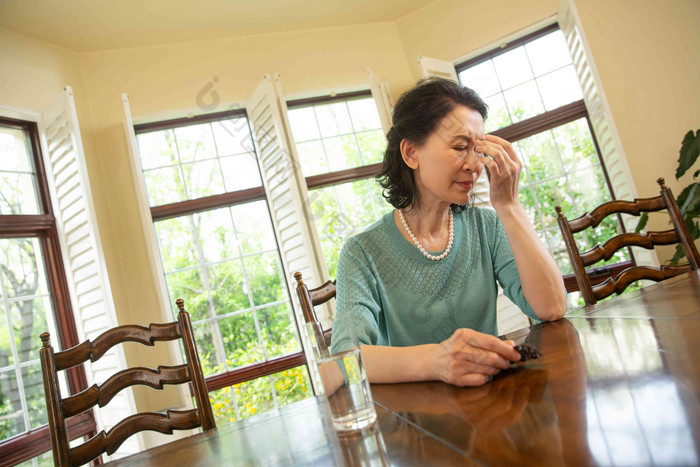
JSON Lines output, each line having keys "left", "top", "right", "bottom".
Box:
{"left": 0, "top": 116, "right": 96, "bottom": 465}
{"left": 455, "top": 25, "right": 636, "bottom": 293}
{"left": 287, "top": 90, "right": 384, "bottom": 191}
{"left": 286, "top": 90, "right": 390, "bottom": 282}
{"left": 133, "top": 109, "right": 306, "bottom": 394}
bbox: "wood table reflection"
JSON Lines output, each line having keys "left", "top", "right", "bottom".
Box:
{"left": 106, "top": 396, "right": 473, "bottom": 466}
{"left": 108, "top": 271, "right": 699, "bottom": 466}
{"left": 372, "top": 270, "right": 700, "bottom": 466}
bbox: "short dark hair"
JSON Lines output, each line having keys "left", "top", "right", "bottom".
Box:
{"left": 377, "top": 77, "right": 488, "bottom": 211}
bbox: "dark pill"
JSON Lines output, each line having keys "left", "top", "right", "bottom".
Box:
{"left": 513, "top": 343, "right": 543, "bottom": 362}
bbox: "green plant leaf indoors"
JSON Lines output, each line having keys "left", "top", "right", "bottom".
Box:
{"left": 676, "top": 129, "right": 700, "bottom": 179}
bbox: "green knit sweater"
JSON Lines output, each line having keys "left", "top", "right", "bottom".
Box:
{"left": 330, "top": 206, "right": 537, "bottom": 352}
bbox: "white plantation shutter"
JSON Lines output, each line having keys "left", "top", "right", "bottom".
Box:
{"left": 417, "top": 57, "right": 528, "bottom": 333}
{"left": 246, "top": 75, "right": 330, "bottom": 325}
{"left": 558, "top": 1, "right": 656, "bottom": 268}
{"left": 40, "top": 87, "right": 139, "bottom": 458}
{"left": 366, "top": 67, "right": 394, "bottom": 135}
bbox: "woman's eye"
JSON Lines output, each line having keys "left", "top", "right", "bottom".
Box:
{"left": 454, "top": 147, "right": 467, "bottom": 152}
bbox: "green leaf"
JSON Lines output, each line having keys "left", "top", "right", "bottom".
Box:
{"left": 676, "top": 129, "right": 700, "bottom": 179}
{"left": 676, "top": 182, "right": 700, "bottom": 217}
{"left": 635, "top": 212, "right": 649, "bottom": 233}
{"left": 681, "top": 183, "right": 700, "bottom": 214}
{"left": 669, "top": 244, "right": 685, "bottom": 265}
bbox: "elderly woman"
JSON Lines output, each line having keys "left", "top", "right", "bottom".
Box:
{"left": 330, "top": 77, "right": 567, "bottom": 386}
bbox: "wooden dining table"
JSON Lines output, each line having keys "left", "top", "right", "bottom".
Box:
{"left": 109, "top": 270, "right": 700, "bottom": 466}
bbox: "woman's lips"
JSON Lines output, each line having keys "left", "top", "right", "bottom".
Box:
{"left": 456, "top": 181, "right": 473, "bottom": 190}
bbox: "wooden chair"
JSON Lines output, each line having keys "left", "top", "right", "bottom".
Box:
{"left": 556, "top": 177, "right": 700, "bottom": 305}
{"left": 294, "top": 272, "right": 335, "bottom": 346}
{"left": 40, "top": 299, "right": 215, "bottom": 466}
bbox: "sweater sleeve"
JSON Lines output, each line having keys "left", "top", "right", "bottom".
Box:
{"left": 488, "top": 211, "right": 539, "bottom": 321}
{"left": 330, "top": 236, "right": 383, "bottom": 353}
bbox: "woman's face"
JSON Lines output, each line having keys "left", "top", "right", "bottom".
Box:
{"left": 403, "top": 105, "right": 486, "bottom": 208}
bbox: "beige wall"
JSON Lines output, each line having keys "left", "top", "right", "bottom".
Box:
{"left": 0, "top": 28, "right": 87, "bottom": 112}
{"left": 574, "top": 0, "right": 700, "bottom": 250}
{"left": 396, "top": 0, "right": 559, "bottom": 79}
{"left": 575, "top": 0, "right": 700, "bottom": 194}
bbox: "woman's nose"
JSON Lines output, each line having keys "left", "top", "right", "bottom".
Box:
{"left": 462, "top": 148, "right": 484, "bottom": 172}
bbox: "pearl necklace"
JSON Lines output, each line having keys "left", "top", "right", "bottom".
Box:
{"left": 398, "top": 208, "right": 454, "bottom": 261}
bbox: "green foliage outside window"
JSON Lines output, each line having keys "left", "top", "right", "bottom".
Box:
{"left": 202, "top": 347, "right": 312, "bottom": 425}
{"left": 1, "top": 125, "right": 63, "bottom": 462}
{"left": 289, "top": 96, "right": 391, "bottom": 278}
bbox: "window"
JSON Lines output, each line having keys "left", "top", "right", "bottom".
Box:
{"left": 134, "top": 110, "right": 312, "bottom": 426}
{"left": 456, "top": 24, "right": 632, "bottom": 306}
{"left": 0, "top": 117, "right": 94, "bottom": 465}
{"left": 287, "top": 91, "right": 390, "bottom": 277}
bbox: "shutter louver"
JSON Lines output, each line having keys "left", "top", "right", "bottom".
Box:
{"left": 41, "top": 87, "right": 139, "bottom": 459}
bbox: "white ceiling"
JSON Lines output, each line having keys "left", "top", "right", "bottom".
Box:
{"left": 0, "top": 0, "right": 434, "bottom": 52}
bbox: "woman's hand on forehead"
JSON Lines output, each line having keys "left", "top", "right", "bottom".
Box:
{"left": 474, "top": 134, "right": 523, "bottom": 208}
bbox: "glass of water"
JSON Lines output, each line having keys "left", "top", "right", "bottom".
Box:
{"left": 307, "top": 322, "right": 377, "bottom": 432}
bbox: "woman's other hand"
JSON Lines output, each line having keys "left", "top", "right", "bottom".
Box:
{"left": 475, "top": 134, "right": 522, "bottom": 210}
{"left": 430, "top": 328, "right": 521, "bottom": 386}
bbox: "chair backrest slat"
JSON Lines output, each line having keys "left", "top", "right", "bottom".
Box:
{"left": 556, "top": 178, "right": 700, "bottom": 305}
{"left": 62, "top": 364, "right": 190, "bottom": 417}
{"left": 70, "top": 409, "right": 201, "bottom": 466}
{"left": 611, "top": 265, "right": 691, "bottom": 298}
{"left": 40, "top": 299, "right": 215, "bottom": 466}
{"left": 579, "top": 229, "right": 680, "bottom": 266}
{"left": 54, "top": 322, "right": 181, "bottom": 371}
{"left": 569, "top": 196, "right": 668, "bottom": 232}
{"left": 309, "top": 280, "right": 336, "bottom": 305}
